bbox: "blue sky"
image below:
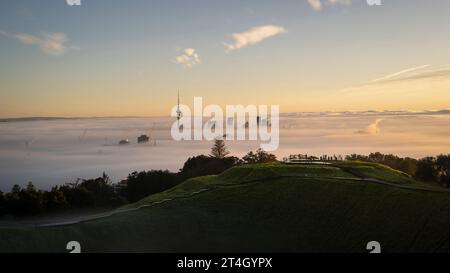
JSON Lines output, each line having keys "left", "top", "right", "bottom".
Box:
{"left": 1, "top": 0, "right": 450, "bottom": 117}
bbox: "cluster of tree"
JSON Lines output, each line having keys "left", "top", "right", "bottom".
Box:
{"left": 0, "top": 173, "right": 126, "bottom": 217}
{"left": 121, "top": 170, "right": 182, "bottom": 203}
{"left": 284, "top": 154, "right": 344, "bottom": 162}
{"left": 179, "top": 140, "right": 277, "bottom": 179}
{"left": 0, "top": 139, "right": 278, "bottom": 217}
{"left": 346, "top": 152, "right": 418, "bottom": 176}
{"left": 346, "top": 152, "right": 450, "bottom": 188}
{"left": 415, "top": 155, "right": 450, "bottom": 188}
{"left": 180, "top": 155, "right": 241, "bottom": 180}
{"left": 243, "top": 148, "right": 277, "bottom": 164}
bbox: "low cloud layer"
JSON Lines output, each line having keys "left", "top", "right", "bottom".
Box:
{"left": 0, "top": 30, "right": 73, "bottom": 56}
{"left": 224, "top": 25, "right": 287, "bottom": 53}
{"left": 175, "top": 48, "right": 201, "bottom": 68}
{"left": 2, "top": 114, "right": 450, "bottom": 190}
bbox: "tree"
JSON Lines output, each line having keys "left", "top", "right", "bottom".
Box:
{"left": 124, "top": 170, "right": 181, "bottom": 202}
{"left": 5, "top": 182, "right": 45, "bottom": 216}
{"left": 242, "top": 151, "right": 257, "bottom": 164}
{"left": 0, "top": 191, "right": 6, "bottom": 216}
{"left": 440, "top": 175, "right": 450, "bottom": 188}
{"left": 346, "top": 154, "right": 369, "bottom": 161}
{"left": 345, "top": 152, "right": 418, "bottom": 177}
{"left": 180, "top": 155, "right": 241, "bottom": 180}
{"left": 243, "top": 149, "right": 277, "bottom": 164}
{"left": 59, "top": 174, "right": 126, "bottom": 208}
{"left": 415, "top": 157, "right": 438, "bottom": 182}
{"left": 60, "top": 185, "right": 95, "bottom": 208}
{"left": 26, "top": 181, "right": 36, "bottom": 193}
{"left": 210, "top": 139, "right": 229, "bottom": 159}
{"left": 43, "top": 187, "right": 68, "bottom": 211}
{"left": 1, "top": 174, "right": 127, "bottom": 217}
{"left": 19, "top": 182, "right": 44, "bottom": 215}
{"left": 11, "top": 184, "right": 21, "bottom": 194}
{"left": 368, "top": 152, "right": 385, "bottom": 163}
{"left": 436, "top": 155, "right": 450, "bottom": 188}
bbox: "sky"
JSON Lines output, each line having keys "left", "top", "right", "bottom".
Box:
{"left": 1, "top": 0, "right": 450, "bottom": 118}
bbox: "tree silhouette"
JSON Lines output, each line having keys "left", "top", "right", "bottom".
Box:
{"left": 437, "top": 155, "right": 450, "bottom": 188}
{"left": 243, "top": 148, "right": 277, "bottom": 164}
{"left": 210, "top": 139, "right": 230, "bottom": 159}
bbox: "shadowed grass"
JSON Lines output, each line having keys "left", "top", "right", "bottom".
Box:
{"left": 1, "top": 162, "right": 450, "bottom": 253}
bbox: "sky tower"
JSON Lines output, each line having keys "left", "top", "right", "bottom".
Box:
{"left": 176, "top": 90, "right": 182, "bottom": 127}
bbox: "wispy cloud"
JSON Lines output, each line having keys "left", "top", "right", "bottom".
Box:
{"left": 371, "top": 65, "right": 431, "bottom": 83}
{"left": 175, "top": 48, "right": 201, "bottom": 68}
{"left": 341, "top": 65, "right": 450, "bottom": 94}
{"left": 385, "top": 69, "right": 450, "bottom": 83}
{"left": 224, "top": 25, "right": 287, "bottom": 53}
{"left": 307, "top": 0, "right": 352, "bottom": 11}
{"left": 0, "top": 30, "right": 75, "bottom": 56}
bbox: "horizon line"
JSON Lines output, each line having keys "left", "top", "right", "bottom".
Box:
{"left": 2, "top": 108, "right": 450, "bottom": 121}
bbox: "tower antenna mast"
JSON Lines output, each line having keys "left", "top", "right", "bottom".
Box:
{"left": 176, "top": 90, "right": 182, "bottom": 126}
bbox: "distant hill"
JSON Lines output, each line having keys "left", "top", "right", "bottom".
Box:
{"left": 1, "top": 162, "right": 450, "bottom": 253}
{"left": 0, "top": 117, "right": 70, "bottom": 122}
{"left": 0, "top": 116, "right": 143, "bottom": 123}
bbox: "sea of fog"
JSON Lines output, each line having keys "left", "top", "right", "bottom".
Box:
{"left": 1, "top": 112, "right": 450, "bottom": 191}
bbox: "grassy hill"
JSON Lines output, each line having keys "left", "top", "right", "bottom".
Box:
{"left": 1, "top": 162, "right": 450, "bottom": 253}
{"left": 333, "top": 161, "right": 417, "bottom": 184}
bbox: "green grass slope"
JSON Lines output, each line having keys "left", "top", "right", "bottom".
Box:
{"left": 333, "top": 161, "right": 416, "bottom": 184}
{"left": 1, "top": 162, "right": 450, "bottom": 253}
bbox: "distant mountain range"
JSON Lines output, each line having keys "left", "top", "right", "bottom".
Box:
{"left": 283, "top": 109, "right": 450, "bottom": 117}
{"left": 0, "top": 116, "right": 141, "bottom": 122}
{"left": 1, "top": 109, "right": 450, "bottom": 123}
